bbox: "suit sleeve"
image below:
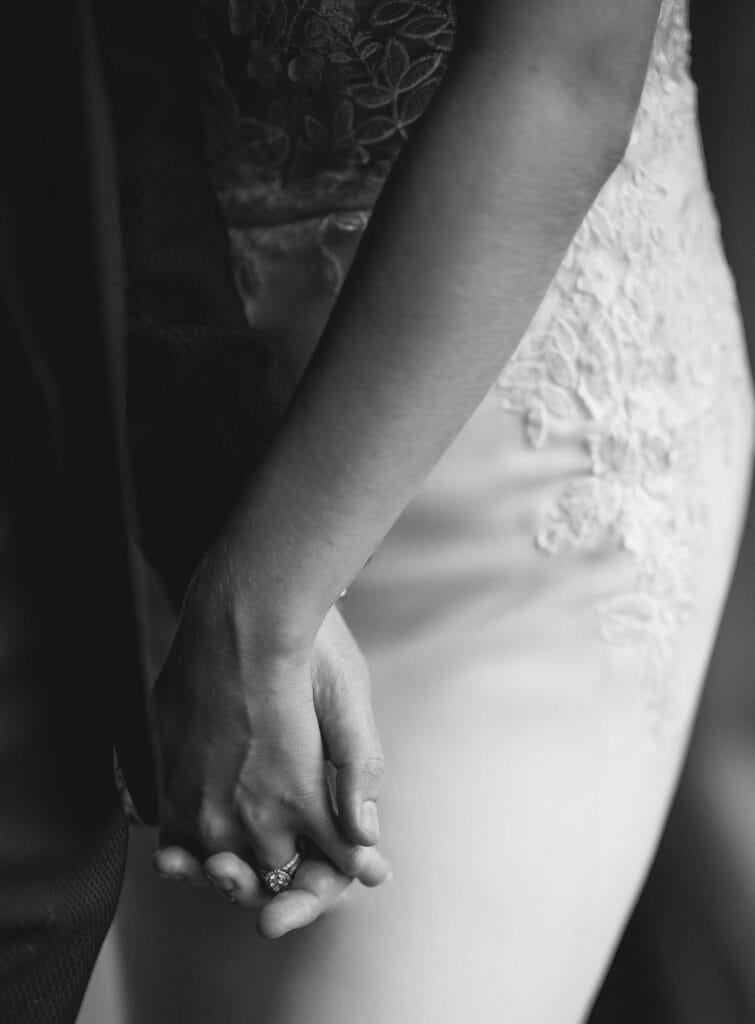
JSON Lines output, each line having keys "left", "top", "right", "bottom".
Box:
{"left": 97, "top": 0, "right": 283, "bottom": 608}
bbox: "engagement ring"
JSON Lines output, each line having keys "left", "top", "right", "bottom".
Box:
{"left": 257, "top": 852, "right": 302, "bottom": 894}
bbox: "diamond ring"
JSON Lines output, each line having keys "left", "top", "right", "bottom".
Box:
{"left": 257, "top": 852, "right": 303, "bottom": 894}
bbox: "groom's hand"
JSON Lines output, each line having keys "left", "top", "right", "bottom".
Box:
{"left": 153, "top": 604, "right": 389, "bottom": 935}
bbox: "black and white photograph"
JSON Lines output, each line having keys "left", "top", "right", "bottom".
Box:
{"left": 1, "top": 1, "right": 752, "bottom": 1022}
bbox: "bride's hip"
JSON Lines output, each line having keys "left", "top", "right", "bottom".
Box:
{"left": 345, "top": 382, "right": 753, "bottom": 716}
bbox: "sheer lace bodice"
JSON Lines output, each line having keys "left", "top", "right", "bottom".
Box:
{"left": 199, "top": 0, "right": 753, "bottom": 721}
{"left": 199, "top": 0, "right": 454, "bottom": 224}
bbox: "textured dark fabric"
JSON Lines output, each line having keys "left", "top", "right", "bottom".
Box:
{"left": 0, "top": 352, "right": 129, "bottom": 1023}
{"left": 0, "top": 2, "right": 136, "bottom": 1017}
{"left": 99, "top": 0, "right": 284, "bottom": 609}
{"left": 0, "top": 0, "right": 282, "bottom": 1017}
{"left": 0, "top": 806, "right": 127, "bottom": 1024}
{"left": 0, "top": 0, "right": 158, "bottom": 823}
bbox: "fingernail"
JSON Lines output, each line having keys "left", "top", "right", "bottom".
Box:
{"left": 205, "top": 872, "right": 238, "bottom": 900}
{"left": 360, "top": 801, "right": 380, "bottom": 841}
{"left": 154, "top": 861, "right": 185, "bottom": 884}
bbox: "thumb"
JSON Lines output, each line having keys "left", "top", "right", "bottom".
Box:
{"left": 333, "top": 742, "right": 385, "bottom": 846}
{"left": 312, "top": 612, "right": 386, "bottom": 847}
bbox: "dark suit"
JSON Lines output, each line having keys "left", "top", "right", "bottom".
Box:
{"left": 0, "top": 1, "right": 280, "bottom": 1020}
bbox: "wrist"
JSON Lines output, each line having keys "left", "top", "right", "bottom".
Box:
{"left": 185, "top": 546, "right": 322, "bottom": 668}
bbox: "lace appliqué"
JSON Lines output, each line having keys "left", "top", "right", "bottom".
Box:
{"left": 496, "top": 0, "right": 744, "bottom": 723}
{"left": 199, "top": 0, "right": 453, "bottom": 224}
{"left": 198, "top": 0, "right": 454, "bottom": 295}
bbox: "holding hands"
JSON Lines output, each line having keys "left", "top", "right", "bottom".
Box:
{"left": 151, "top": 553, "right": 389, "bottom": 938}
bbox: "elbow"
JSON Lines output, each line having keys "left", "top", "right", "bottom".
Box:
{"left": 589, "top": 81, "right": 645, "bottom": 166}
{"left": 538, "top": 73, "right": 641, "bottom": 187}
{"left": 456, "top": 13, "right": 651, "bottom": 174}
{"left": 557, "top": 39, "right": 650, "bottom": 171}
{"left": 594, "top": 98, "right": 637, "bottom": 177}
{"left": 454, "top": 48, "right": 642, "bottom": 187}
{"left": 559, "top": 69, "right": 643, "bottom": 182}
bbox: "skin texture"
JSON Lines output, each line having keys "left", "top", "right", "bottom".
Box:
{"left": 154, "top": 0, "right": 663, "bottom": 936}
{"left": 213, "top": 0, "right": 662, "bottom": 639}
{"left": 154, "top": 606, "right": 390, "bottom": 936}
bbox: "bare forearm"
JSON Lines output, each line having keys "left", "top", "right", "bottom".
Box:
{"left": 218, "top": 1, "right": 662, "bottom": 642}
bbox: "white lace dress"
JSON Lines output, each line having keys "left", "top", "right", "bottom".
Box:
{"left": 90, "top": 2, "right": 753, "bottom": 1022}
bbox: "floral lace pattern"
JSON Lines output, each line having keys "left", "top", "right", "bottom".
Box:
{"left": 201, "top": 0, "right": 751, "bottom": 722}
{"left": 197, "top": 0, "right": 455, "bottom": 295}
{"left": 199, "top": 0, "right": 454, "bottom": 224}
{"left": 495, "top": 0, "right": 749, "bottom": 721}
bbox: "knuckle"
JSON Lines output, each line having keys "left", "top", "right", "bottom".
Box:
{"left": 196, "top": 803, "right": 233, "bottom": 851}
{"left": 237, "top": 807, "right": 269, "bottom": 843}
{"left": 239, "top": 798, "right": 298, "bottom": 842}
{"left": 361, "top": 754, "right": 386, "bottom": 790}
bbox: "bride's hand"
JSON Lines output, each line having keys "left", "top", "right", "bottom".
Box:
{"left": 154, "top": 841, "right": 389, "bottom": 938}
{"left": 152, "top": 561, "right": 388, "bottom": 930}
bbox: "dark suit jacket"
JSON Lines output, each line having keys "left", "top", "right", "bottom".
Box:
{"left": 0, "top": 0, "right": 281, "bottom": 823}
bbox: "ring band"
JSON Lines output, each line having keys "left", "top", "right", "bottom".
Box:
{"left": 257, "top": 852, "right": 302, "bottom": 894}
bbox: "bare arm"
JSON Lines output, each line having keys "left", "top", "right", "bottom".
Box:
{"left": 153, "top": 0, "right": 663, "bottom": 908}
{"left": 210, "top": 0, "right": 663, "bottom": 641}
